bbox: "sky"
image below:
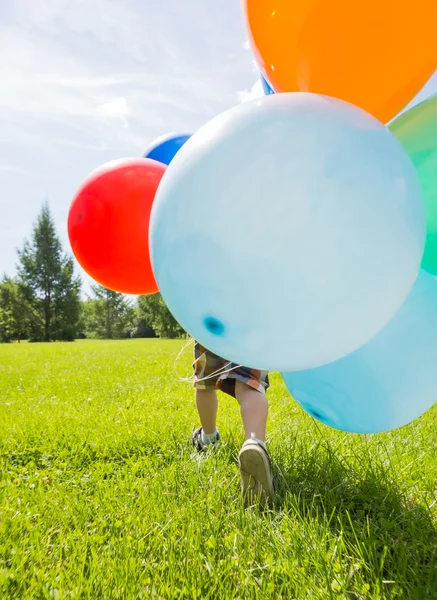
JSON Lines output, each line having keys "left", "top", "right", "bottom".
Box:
{"left": 0, "top": 0, "right": 257, "bottom": 294}
{"left": 1, "top": 0, "right": 436, "bottom": 296}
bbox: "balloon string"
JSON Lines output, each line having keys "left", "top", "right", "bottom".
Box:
{"left": 173, "top": 336, "right": 196, "bottom": 383}
{"left": 173, "top": 337, "right": 243, "bottom": 384}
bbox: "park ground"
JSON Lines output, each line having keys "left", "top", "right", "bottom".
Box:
{"left": 1, "top": 339, "right": 437, "bottom": 599}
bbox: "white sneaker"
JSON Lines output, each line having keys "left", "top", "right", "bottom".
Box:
{"left": 238, "top": 433, "right": 275, "bottom": 508}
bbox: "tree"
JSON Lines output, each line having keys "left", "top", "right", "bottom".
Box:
{"left": 137, "top": 293, "right": 185, "bottom": 339}
{"left": 0, "top": 277, "right": 29, "bottom": 342}
{"left": 130, "top": 305, "right": 156, "bottom": 339}
{"left": 83, "top": 285, "right": 135, "bottom": 339}
{"left": 17, "top": 203, "right": 82, "bottom": 342}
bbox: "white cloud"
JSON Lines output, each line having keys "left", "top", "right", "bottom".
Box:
{"left": 237, "top": 54, "right": 265, "bottom": 103}
{"left": 238, "top": 79, "right": 264, "bottom": 103}
{"left": 0, "top": 0, "right": 255, "bottom": 292}
{"left": 97, "top": 97, "right": 130, "bottom": 127}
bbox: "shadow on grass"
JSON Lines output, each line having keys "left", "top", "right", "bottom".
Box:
{"left": 218, "top": 430, "right": 437, "bottom": 596}
{"left": 268, "top": 434, "right": 437, "bottom": 597}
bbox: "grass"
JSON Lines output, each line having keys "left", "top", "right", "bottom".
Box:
{"left": 0, "top": 339, "right": 437, "bottom": 599}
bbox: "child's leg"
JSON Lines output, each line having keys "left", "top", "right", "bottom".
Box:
{"left": 234, "top": 380, "right": 274, "bottom": 507}
{"left": 195, "top": 388, "right": 218, "bottom": 435}
{"left": 235, "top": 380, "right": 268, "bottom": 442}
{"left": 192, "top": 341, "right": 223, "bottom": 444}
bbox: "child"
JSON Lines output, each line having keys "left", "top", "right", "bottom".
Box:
{"left": 191, "top": 341, "right": 275, "bottom": 507}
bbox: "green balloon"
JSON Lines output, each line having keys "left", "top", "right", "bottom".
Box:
{"left": 390, "top": 94, "right": 437, "bottom": 275}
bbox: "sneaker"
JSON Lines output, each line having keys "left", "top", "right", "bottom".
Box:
{"left": 191, "top": 427, "right": 220, "bottom": 452}
{"left": 238, "top": 433, "right": 275, "bottom": 508}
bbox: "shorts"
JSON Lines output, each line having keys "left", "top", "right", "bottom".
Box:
{"left": 192, "top": 341, "right": 269, "bottom": 399}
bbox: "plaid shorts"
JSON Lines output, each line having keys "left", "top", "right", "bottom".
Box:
{"left": 192, "top": 341, "right": 269, "bottom": 399}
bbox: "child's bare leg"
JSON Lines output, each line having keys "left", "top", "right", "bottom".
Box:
{"left": 195, "top": 388, "right": 218, "bottom": 435}
{"left": 235, "top": 380, "right": 268, "bottom": 442}
{"left": 235, "top": 379, "right": 274, "bottom": 506}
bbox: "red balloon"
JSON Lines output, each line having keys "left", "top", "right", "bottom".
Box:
{"left": 68, "top": 158, "right": 166, "bottom": 295}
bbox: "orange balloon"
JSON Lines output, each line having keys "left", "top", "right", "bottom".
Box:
{"left": 68, "top": 158, "right": 166, "bottom": 295}
{"left": 243, "top": 0, "right": 437, "bottom": 123}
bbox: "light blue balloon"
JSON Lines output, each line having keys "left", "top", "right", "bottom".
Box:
{"left": 282, "top": 270, "right": 437, "bottom": 433}
{"left": 149, "top": 93, "right": 425, "bottom": 371}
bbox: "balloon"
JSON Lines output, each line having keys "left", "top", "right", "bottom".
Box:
{"left": 68, "top": 158, "right": 166, "bottom": 295}
{"left": 144, "top": 133, "right": 191, "bottom": 166}
{"left": 150, "top": 93, "right": 425, "bottom": 371}
{"left": 260, "top": 74, "right": 275, "bottom": 96}
{"left": 282, "top": 270, "right": 437, "bottom": 434}
{"left": 242, "top": 0, "right": 437, "bottom": 123}
{"left": 389, "top": 95, "right": 437, "bottom": 275}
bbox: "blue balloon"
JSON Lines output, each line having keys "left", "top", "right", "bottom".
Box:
{"left": 144, "top": 133, "right": 191, "bottom": 166}
{"left": 260, "top": 74, "right": 275, "bottom": 96}
{"left": 149, "top": 93, "right": 425, "bottom": 371}
{"left": 282, "top": 270, "right": 437, "bottom": 433}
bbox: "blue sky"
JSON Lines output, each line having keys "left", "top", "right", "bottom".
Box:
{"left": 1, "top": 0, "right": 436, "bottom": 295}
{"left": 0, "top": 0, "right": 258, "bottom": 293}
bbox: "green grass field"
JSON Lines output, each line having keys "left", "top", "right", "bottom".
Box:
{"left": 1, "top": 340, "right": 437, "bottom": 599}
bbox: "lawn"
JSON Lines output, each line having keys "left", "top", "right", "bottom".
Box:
{"left": 1, "top": 339, "right": 436, "bottom": 599}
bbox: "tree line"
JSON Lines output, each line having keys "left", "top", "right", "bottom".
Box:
{"left": 0, "top": 204, "right": 185, "bottom": 343}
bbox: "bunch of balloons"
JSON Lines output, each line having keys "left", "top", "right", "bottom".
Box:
{"left": 68, "top": 0, "right": 437, "bottom": 434}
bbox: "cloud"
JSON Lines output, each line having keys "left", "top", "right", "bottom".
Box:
{"left": 96, "top": 97, "right": 130, "bottom": 127}
{"left": 0, "top": 0, "right": 254, "bottom": 147}
{"left": 238, "top": 78, "right": 264, "bottom": 103}
{"left": 237, "top": 51, "right": 265, "bottom": 103}
{"left": 0, "top": 0, "right": 255, "bottom": 292}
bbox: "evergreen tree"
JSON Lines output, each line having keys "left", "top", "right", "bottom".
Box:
{"left": 0, "top": 276, "right": 29, "bottom": 342}
{"left": 83, "top": 285, "right": 134, "bottom": 339}
{"left": 17, "top": 203, "right": 82, "bottom": 342}
{"left": 130, "top": 300, "right": 156, "bottom": 338}
{"left": 137, "top": 293, "right": 185, "bottom": 339}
